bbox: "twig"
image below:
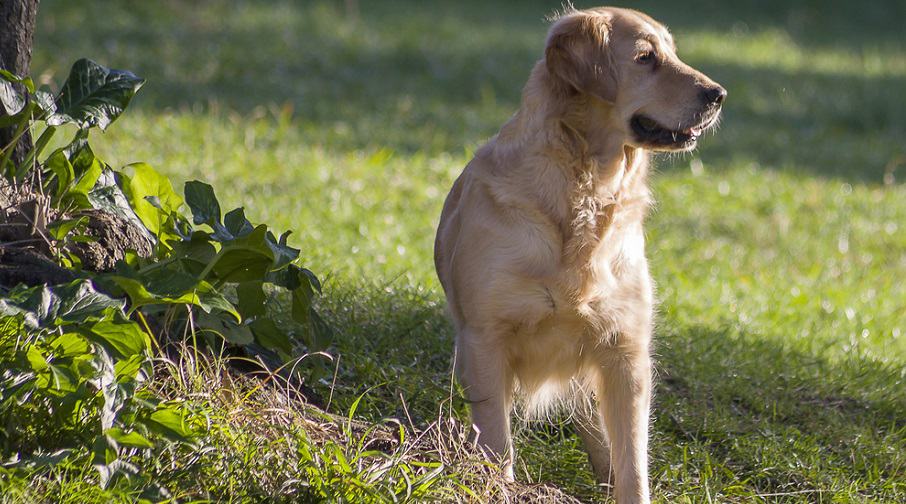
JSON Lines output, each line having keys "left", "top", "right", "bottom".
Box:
{"left": 754, "top": 489, "right": 825, "bottom": 497}
{"left": 326, "top": 353, "right": 341, "bottom": 413}
{"left": 0, "top": 238, "right": 43, "bottom": 247}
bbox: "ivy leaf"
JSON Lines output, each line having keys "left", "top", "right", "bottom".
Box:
{"left": 184, "top": 180, "right": 221, "bottom": 227}
{"left": 87, "top": 169, "right": 155, "bottom": 244}
{"left": 46, "top": 149, "right": 75, "bottom": 198}
{"left": 223, "top": 207, "right": 254, "bottom": 238}
{"left": 48, "top": 58, "right": 144, "bottom": 130}
{"left": 48, "top": 216, "right": 88, "bottom": 241}
{"left": 195, "top": 311, "right": 254, "bottom": 345}
{"left": 145, "top": 406, "right": 196, "bottom": 443}
{"left": 86, "top": 316, "right": 151, "bottom": 358}
{"left": 210, "top": 225, "right": 274, "bottom": 283}
{"left": 107, "top": 273, "right": 240, "bottom": 322}
{"left": 66, "top": 142, "right": 104, "bottom": 206}
{"left": 236, "top": 281, "right": 266, "bottom": 318}
{"left": 250, "top": 317, "right": 292, "bottom": 355}
{"left": 119, "top": 162, "right": 183, "bottom": 237}
{"left": 0, "top": 69, "right": 27, "bottom": 115}
{"left": 34, "top": 87, "right": 56, "bottom": 116}
{"left": 105, "top": 428, "right": 154, "bottom": 449}
{"left": 266, "top": 230, "right": 300, "bottom": 270}
{"left": 12, "top": 280, "right": 125, "bottom": 328}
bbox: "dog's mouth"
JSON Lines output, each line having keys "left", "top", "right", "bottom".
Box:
{"left": 630, "top": 113, "right": 717, "bottom": 151}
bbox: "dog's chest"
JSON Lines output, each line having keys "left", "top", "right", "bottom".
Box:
{"left": 554, "top": 216, "right": 648, "bottom": 312}
{"left": 557, "top": 164, "right": 647, "bottom": 295}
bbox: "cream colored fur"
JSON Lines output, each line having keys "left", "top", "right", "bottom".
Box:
{"left": 434, "top": 7, "right": 724, "bottom": 503}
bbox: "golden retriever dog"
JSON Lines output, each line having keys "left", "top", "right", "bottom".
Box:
{"left": 434, "top": 6, "right": 725, "bottom": 503}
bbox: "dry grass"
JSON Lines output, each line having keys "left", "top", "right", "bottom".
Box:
{"left": 145, "top": 345, "right": 583, "bottom": 503}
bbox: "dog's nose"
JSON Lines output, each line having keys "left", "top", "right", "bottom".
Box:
{"left": 702, "top": 86, "right": 727, "bottom": 105}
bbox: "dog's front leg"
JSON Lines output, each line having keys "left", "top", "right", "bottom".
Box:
{"left": 456, "top": 330, "right": 515, "bottom": 480}
{"left": 598, "top": 342, "right": 652, "bottom": 504}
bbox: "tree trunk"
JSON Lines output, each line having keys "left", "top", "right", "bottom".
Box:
{"left": 0, "top": 0, "right": 39, "bottom": 169}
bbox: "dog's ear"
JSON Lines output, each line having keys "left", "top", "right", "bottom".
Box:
{"left": 545, "top": 12, "right": 617, "bottom": 102}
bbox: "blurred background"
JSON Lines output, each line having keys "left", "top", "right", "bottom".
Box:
{"left": 30, "top": 1, "right": 905, "bottom": 500}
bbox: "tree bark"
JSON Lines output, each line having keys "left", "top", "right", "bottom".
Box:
{"left": 1, "top": 0, "right": 40, "bottom": 170}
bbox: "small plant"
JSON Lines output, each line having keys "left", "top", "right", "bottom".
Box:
{"left": 1, "top": 58, "right": 329, "bottom": 494}
{"left": 0, "top": 280, "right": 197, "bottom": 494}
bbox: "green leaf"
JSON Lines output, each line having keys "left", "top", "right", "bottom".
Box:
{"left": 91, "top": 434, "right": 118, "bottom": 466}
{"left": 267, "top": 264, "right": 303, "bottom": 290}
{"left": 195, "top": 311, "right": 254, "bottom": 345}
{"left": 308, "top": 309, "right": 333, "bottom": 350}
{"left": 91, "top": 434, "right": 140, "bottom": 489}
{"left": 0, "top": 68, "right": 35, "bottom": 117}
{"left": 0, "top": 83, "right": 25, "bottom": 116}
{"left": 14, "top": 73, "right": 34, "bottom": 93}
{"left": 86, "top": 317, "right": 151, "bottom": 358}
{"left": 48, "top": 216, "right": 88, "bottom": 242}
{"left": 87, "top": 169, "right": 155, "bottom": 244}
{"left": 236, "top": 281, "right": 266, "bottom": 318}
{"left": 107, "top": 272, "right": 240, "bottom": 322}
{"left": 34, "top": 87, "right": 56, "bottom": 115}
{"left": 184, "top": 180, "right": 221, "bottom": 227}
{"left": 209, "top": 225, "right": 274, "bottom": 283}
{"left": 53, "top": 281, "right": 125, "bottom": 323}
{"left": 301, "top": 268, "right": 323, "bottom": 294}
{"left": 0, "top": 68, "right": 24, "bottom": 83}
{"left": 26, "top": 346, "right": 48, "bottom": 372}
{"left": 48, "top": 58, "right": 145, "bottom": 130}
{"left": 250, "top": 317, "right": 292, "bottom": 355}
{"left": 291, "top": 281, "right": 316, "bottom": 325}
{"left": 120, "top": 162, "right": 183, "bottom": 237}
{"left": 266, "top": 230, "right": 300, "bottom": 270}
{"left": 47, "top": 363, "right": 78, "bottom": 393}
{"left": 0, "top": 105, "right": 28, "bottom": 129}
{"left": 145, "top": 407, "right": 196, "bottom": 443}
{"left": 4, "top": 449, "right": 75, "bottom": 471}
{"left": 223, "top": 207, "right": 254, "bottom": 237}
{"left": 46, "top": 149, "right": 75, "bottom": 198}
{"left": 11, "top": 280, "right": 125, "bottom": 328}
{"left": 66, "top": 142, "right": 104, "bottom": 205}
{"left": 51, "top": 333, "right": 90, "bottom": 357}
{"left": 171, "top": 232, "right": 217, "bottom": 275}
{"left": 114, "top": 353, "right": 148, "bottom": 381}
{"left": 105, "top": 428, "right": 154, "bottom": 449}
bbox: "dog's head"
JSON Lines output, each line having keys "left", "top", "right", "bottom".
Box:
{"left": 545, "top": 7, "right": 725, "bottom": 152}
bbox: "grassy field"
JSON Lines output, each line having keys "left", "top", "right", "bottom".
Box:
{"left": 9, "top": 0, "right": 905, "bottom": 501}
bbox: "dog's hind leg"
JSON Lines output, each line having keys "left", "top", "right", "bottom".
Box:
{"left": 455, "top": 328, "right": 515, "bottom": 480}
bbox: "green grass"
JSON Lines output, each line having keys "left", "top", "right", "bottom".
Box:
{"left": 9, "top": 0, "right": 906, "bottom": 501}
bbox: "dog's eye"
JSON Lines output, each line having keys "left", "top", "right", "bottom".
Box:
{"left": 636, "top": 51, "right": 656, "bottom": 64}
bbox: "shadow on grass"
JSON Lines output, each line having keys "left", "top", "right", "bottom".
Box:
{"left": 34, "top": 0, "right": 906, "bottom": 184}
{"left": 682, "top": 61, "right": 906, "bottom": 183}
{"left": 623, "top": 0, "right": 906, "bottom": 49}
{"left": 313, "top": 285, "right": 904, "bottom": 500}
